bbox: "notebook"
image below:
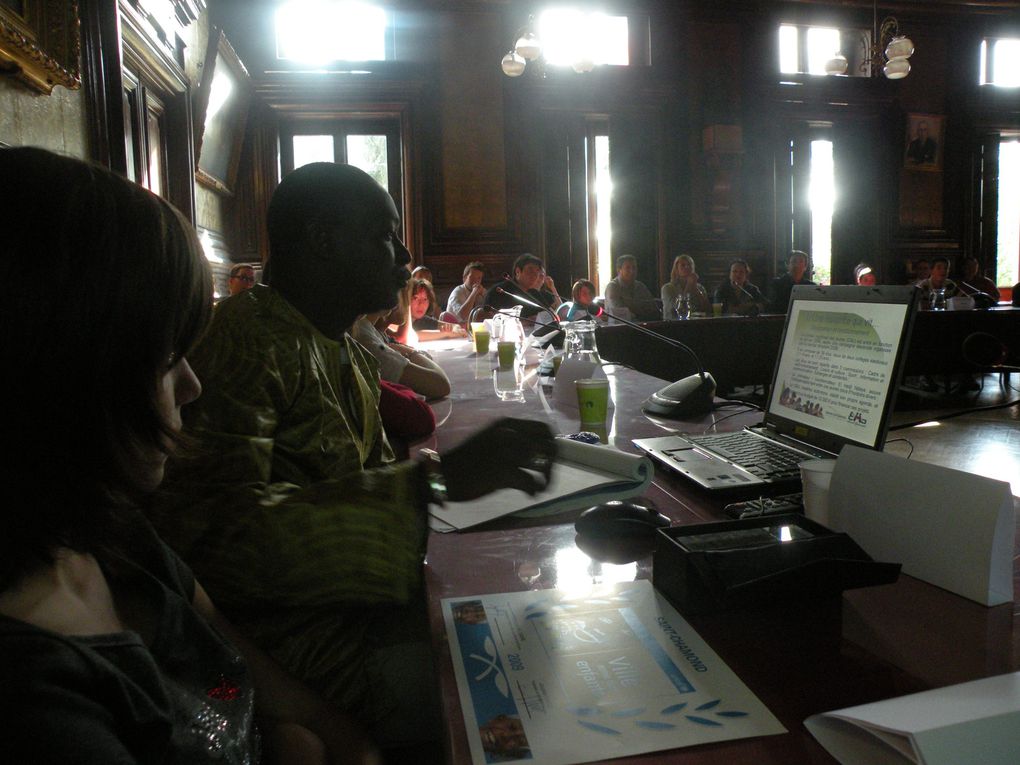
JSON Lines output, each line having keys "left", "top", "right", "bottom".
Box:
{"left": 633, "top": 285, "right": 919, "bottom": 491}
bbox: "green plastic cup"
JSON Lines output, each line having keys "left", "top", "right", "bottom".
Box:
{"left": 473, "top": 329, "right": 490, "bottom": 354}
{"left": 576, "top": 378, "right": 609, "bottom": 425}
{"left": 712, "top": 302, "right": 723, "bottom": 317}
{"left": 497, "top": 340, "right": 517, "bottom": 369}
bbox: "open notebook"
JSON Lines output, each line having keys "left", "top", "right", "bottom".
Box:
{"left": 634, "top": 285, "right": 919, "bottom": 491}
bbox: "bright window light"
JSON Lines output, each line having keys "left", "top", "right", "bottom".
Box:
{"left": 996, "top": 140, "right": 1020, "bottom": 287}
{"left": 807, "top": 27, "right": 840, "bottom": 74}
{"left": 292, "top": 135, "right": 334, "bottom": 169}
{"left": 779, "top": 25, "right": 798, "bottom": 74}
{"left": 810, "top": 139, "right": 834, "bottom": 285}
{"left": 537, "top": 9, "right": 628, "bottom": 67}
{"left": 276, "top": 1, "right": 386, "bottom": 65}
{"left": 204, "top": 69, "right": 233, "bottom": 126}
{"left": 992, "top": 39, "right": 1020, "bottom": 86}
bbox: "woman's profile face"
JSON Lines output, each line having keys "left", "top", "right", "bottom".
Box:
{"left": 136, "top": 357, "right": 202, "bottom": 491}
{"left": 410, "top": 287, "right": 430, "bottom": 320}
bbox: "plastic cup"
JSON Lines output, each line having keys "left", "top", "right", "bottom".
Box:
{"left": 799, "top": 459, "right": 836, "bottom": 528}
{"left": 497, "top": 340, "right": 517, "bottom": 370}
{"left": 576, "top": 378, "right": 610, "bottom": 426}
{"left": 712, "top": 302, "right": 723, "bottom": 317}
{"left": 473, "top": 329, "right": 490, "bottom": 355}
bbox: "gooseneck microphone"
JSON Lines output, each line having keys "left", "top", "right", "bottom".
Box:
{"left": 494, "top": 285, "right": 561, "bottom": 321}
{"left": 484, "top": 306, "right": 561, "bottom": 334}
{"left": 733, "top": 282, "right": 763, "bottom": 316}
{"left": 595, "top": 305, "right": 717, "bottom": 418}
{"left": 956, "top": 281, "right": 998, "bottom": 310}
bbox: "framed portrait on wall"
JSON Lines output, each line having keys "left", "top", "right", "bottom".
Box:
{"left": 0, "top": 0, "right": 81, "bottom": 94}
{"left": 194, "top": 29, "right": 252, "bottom": 194}
{"left": 903, "top": 113, "right": 944, "bottom": 172}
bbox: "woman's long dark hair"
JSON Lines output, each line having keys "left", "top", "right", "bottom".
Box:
{"left": 0, "top": 148, "right": 211, "bottom": 589}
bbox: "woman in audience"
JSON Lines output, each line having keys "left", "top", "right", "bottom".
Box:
{"left": 0, "top": 147, "right": 375, "bottom": 764}
{"left": 353, "top": 310, "right": 451, "bottom": 399}
{"left": 409, "top": 279, "right": 467, "bottom": 339}
{"left": 557, "top": 278, "right": 603, "bottom": 321}
{"left": 661, "top": 255, "right": 710, "bottom": 318}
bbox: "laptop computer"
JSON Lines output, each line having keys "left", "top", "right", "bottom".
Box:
{"left": 633, "top": 284, "right": 919, "bottom": 491}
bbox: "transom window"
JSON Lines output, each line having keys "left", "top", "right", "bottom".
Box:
{"left": 778, "top": 24, "right": 870, "bottom": 77}
{"left": 275, "top": 1, "right": 388, "bottom": 64}
{"left": 537, "top": 9, "right": 629, "bottom": 67}
{"left": 980, "top": 38, "right": 1020, "bottom": 87}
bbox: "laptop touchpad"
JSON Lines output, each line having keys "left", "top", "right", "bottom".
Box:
{"left": 664, "top": 447, "right": 713, "bottom": 463}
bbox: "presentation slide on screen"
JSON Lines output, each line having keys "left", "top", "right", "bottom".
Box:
{"left": 768, "top": 301, "right": 907, "bottom": 446}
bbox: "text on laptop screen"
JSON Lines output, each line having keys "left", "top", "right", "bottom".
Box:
{"left": 768, "top": 299, "right": 909, "bottom": 448}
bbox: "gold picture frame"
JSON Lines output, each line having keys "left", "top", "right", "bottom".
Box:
{"left": 903, "top": 113, "right": 944, "bottom": 172}
{"left": 194, "top": 29, "right": 252, "bottom": 195}
{"left": 0, "top": 0, "right": 81, "bottom": 94}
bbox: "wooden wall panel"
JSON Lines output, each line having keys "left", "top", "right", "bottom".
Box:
{"left": 438, "top": 10, "right": 507, "bottom": 230}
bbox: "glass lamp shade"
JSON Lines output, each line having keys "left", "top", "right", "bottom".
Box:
{"left": 824, "top": 54, "right": 848, "bottom": 75}
{"left": 572, "top": 57, "right": 595, "bottom": 73}
{"left": 883, "top": 58, "right": 911, "bottom": 79}
{"left": 501, "top": 51, "right": 526, "bottom": 77}
{"left": 515, "top": 32, "right": 541, "bottom": 61}
{"left": 885, "top": 36, "right": 914, "bottom": 61}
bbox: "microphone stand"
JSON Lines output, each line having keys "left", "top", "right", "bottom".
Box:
{"left": 595, "top": 306, "right": 717, "bottom": 418}
{"left": 957, "top": 280, "right": 997, "bottom": 309}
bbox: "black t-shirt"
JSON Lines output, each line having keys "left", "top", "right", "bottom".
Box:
{"left": 483, "top": 279, "right": 556, "bottom": 319}
{"left": 0, "top": 515, "right": 259, "bottom": 764}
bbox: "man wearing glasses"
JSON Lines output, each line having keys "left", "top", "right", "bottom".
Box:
{"left": 227, "top": 263, "right": 256, "bottom": 296}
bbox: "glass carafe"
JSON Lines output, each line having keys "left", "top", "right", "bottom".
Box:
{"left": 562, "top": 320, "right": 601, "bottom": 364}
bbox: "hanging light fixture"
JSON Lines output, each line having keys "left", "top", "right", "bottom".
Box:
{"left": 499, "top": 13, "right": 597, "bottom": 77}
{"left": 824, "top": 1, "right": 915, "bottom": 79}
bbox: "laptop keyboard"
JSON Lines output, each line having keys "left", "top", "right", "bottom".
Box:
{"left": 688, "top": 432, "right": 806, "bottom": 480}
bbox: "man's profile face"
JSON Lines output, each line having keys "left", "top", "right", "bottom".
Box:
{"left": 339, "top": 186, "right": 411, "bottom": 314}
{"left": 789, "top": 255, "right": 807, "bottom": 281}
{"left": 730, "top": 263, "right": 748, "bottom": 286}
{"left": 228, "top": 267, "right": 255, "bottom": 295}
{"left": 962, "top": 259, "right": 979, "bottom": 280}
{"left": 465, "top": 268, "right": 483, "bottom": 288}
{"left": 618, "top": 259, "right": 637, "bottom": 284}
{"left": 515, "top": 262, "right": 544, "bottom": 291}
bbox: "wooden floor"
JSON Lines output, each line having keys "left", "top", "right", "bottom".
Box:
{"left": 890, "top": 373, "right": 1020, "bottom": 496}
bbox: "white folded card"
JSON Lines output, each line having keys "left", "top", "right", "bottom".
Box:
{"left": 828, "top": 446, "right": 1014, "bottom": 606}
{"left": 805, "top": 671, "right": 1020, "bottom": 765}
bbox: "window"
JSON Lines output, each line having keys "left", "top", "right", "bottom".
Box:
{"left": 537, "top": 9, "right": 629, "bottom": 68}
{"left": 589, "top": 131, "right": 613, "bottom": 291}
{"left": 280, "top": 119, "right": 403, "bottom": 220}
{"left": 782, "top": 131, "right": 836, "bottom": 284}
{"left": 778, "top": 24, "right": 869, "bottom": 77}
{"left": 809, "top": 140, "right": 834, "bottom": 285}
{"left": 980, "top": 38, "right": 1020, "bottom": 87}
{"left": 275, "top": 1, "right": 389, "bottom": 64}
{"left": 995, "top": 140, "right": 1020, "bottom": 287}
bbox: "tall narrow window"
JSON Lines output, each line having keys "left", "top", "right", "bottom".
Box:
{"left": 996, "top": 140, "right": 1020, "bottom": 287}
{"left": 810, "top": 140, "right": 834, "bottom": 284}
{"left": 590, "top": 133, "right": 612, "bottom": 291}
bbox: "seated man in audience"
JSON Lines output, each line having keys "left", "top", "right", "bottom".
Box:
{"left": 917, "top": 256, "right": 958, "bottom": 306}
{"left": 446, "top": 261, "right": 486, "bottom": 322}
{"left": 149, "top": 162, "right": 555, "bottom": 750}
{"left": 767, "top": 250, "right": 815, "bottom": 312}
{"left": 911, "top": 258, "right": 931, "bottom": 284}
{"left": 714, "top": 259, "right": 767, "bottom": 315}
{"left": 957, "top": 257, "right": 999, "bottom": 299}
{"left": 604, "top": 254, "right": 660, "bottom": 321}
{"left": 484, "top": 252, "right": 562, "bottom": 320}
{"left": 226, "top": 263, "right": 256, "bottom": 296}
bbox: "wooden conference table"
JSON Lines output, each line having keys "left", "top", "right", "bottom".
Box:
{"left": 416, "top": 340, "right": 1020, "bottom": 765}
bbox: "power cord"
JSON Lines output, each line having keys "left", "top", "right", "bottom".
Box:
{"left": 888, "top": 397, "right": 1020, "bottom": 431}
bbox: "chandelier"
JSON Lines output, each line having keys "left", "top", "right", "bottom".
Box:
{"left": 825, "top": 2, "right": 915, "bottom": 79}
{"left": 500, "top": 14, "right": 595, "bottom": 77}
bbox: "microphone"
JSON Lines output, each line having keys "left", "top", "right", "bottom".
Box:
{"left": 956, "top": 281, "right": 998, "bottom": 309}
{"left": 732, "top": 282, "right": 762, "bottom": 316}
{"left": 484, "top": 306, "right": 561, "bottom": 334}
{"left": 596, "top": 305, "right": 717, "bottom": 418}
{"left": 962, "top": 332, "right": 1020, "bottom": 371}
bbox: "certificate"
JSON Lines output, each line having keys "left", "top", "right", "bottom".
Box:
{"left": 442, "top": 580, "right": 785, "bottom": 764}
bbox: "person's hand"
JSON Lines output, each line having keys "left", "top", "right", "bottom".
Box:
{"left": 440, "top": 418, "right": 556, "bottom": 501}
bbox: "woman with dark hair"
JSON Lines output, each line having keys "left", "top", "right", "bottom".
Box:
{"left": 0, "top": 148, "right": 374, "bottom": 764}
{"left": 409, "top": 278, "right": 466, "bottom": 339}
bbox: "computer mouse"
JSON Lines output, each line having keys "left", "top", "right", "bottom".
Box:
{"left": 574, "top": 501, "right": 671, "bottom": 538}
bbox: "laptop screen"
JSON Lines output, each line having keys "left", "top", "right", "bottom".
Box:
{"left": 765, "top": 285, "right": 918, "bottom": 455}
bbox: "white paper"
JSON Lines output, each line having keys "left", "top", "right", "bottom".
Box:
{"left": 429, "top": 438, "right": 652, "bottom": 532}
{"left": 806, "top": 671, "right": 1020, "bottom": 765}
{"left": 443, "top": 580, "right": 785, "bottom": 765}
{"left": 828, "top": 445, "right": 1014, "bottom": 606}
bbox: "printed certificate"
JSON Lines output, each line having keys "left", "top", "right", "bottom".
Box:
{"left": 442, "top": 580, "right": 785, "bottom": 764}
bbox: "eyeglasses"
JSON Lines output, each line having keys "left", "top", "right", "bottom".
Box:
{"left": 231, "top": 275, "right": 255, "bottom": 284}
